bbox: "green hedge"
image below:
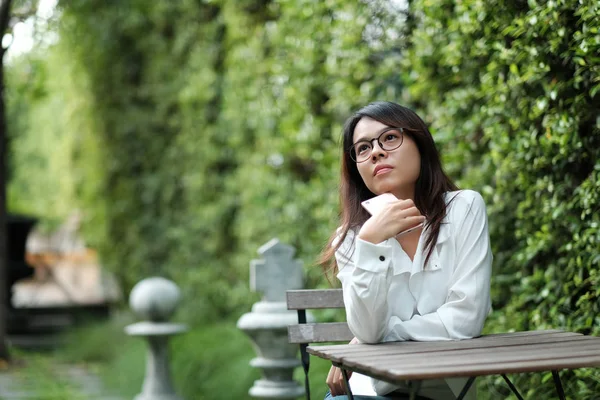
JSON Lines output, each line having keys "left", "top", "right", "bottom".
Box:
{"left": 404, "top": 0, "right": 600, "bottom": 397}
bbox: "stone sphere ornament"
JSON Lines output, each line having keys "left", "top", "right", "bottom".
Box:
{"left": 129, "top": 277, "right": 181, "bottom": 321}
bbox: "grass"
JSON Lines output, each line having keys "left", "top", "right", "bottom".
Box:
{"left": 0, "top": 350, "right": 87, "bottom": 399}
{"left": 53, "top": 311, "right": 335, "bottom": 400}
{"left": 2, "top": 304, "right": 340, "bottom": 400}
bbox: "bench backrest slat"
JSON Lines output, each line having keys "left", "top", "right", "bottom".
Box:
{"left": 287, "top": 288, "right": 351, "bottom": 345}
{"left": 286, "top": 289, "right": 345, "bottom": 310}
{"left": 288, "top": 322, "right": 354, "bottom": 344}
{"left": 286, "top": 288, "right": 350, "bottom": 399}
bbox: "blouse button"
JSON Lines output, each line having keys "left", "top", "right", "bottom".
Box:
{"left": 379, "top": 256, "right": 385, "bottom": 261}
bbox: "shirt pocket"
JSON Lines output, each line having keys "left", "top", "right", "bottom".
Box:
{"left": 416, "top": 257, "right": 453, "bottom": 315}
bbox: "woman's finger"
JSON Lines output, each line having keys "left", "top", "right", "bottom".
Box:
{"left": 327, "top": 365, "right": 346, "bottom": 396}
{"left": 338, "top": 368, "right": 353, "bottom": 386}
{"left": 397, "top": 206, "right": 422, "bottom": 219}
{"left": 333, "top": 371, "right": 343, "bottom": 396}
{"left": 326, "top": 365, "right": 336, "bottom": 394}
{"left": 329, "top": 367, "right": 340, "bottom": 396}
{"left": 335, "top": 368, "right": 354, "bottom": 395}
{"left": 333, "top": 367, "right": 346, "bottom": 396}
{"left": 396, "top": 216, "right": 426, "bottom": 237}
{"left": 393, "top": 198, "right": 415, "bottom": 210}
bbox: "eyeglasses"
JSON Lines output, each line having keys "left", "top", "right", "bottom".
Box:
{"left": 348, "top": 127, "right": 404, "bottom": 163}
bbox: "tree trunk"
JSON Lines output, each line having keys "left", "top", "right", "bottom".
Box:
{"left": 0, "top": 0, "right": 13, "bottom": 361}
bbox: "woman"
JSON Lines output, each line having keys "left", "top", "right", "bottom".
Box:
{"left": 319, "top": 102, "right": 492, "bottom": 400}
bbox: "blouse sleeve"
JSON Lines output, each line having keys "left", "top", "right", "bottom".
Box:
{"left": 385, "top": 191, "right": 493, "bottom": 341}
{"left": 335, "top": 229, "right": 396, "bottom": 344}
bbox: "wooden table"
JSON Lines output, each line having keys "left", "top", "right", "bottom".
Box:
{"left": 308, "top": 330, "right": 600, "bottom": 400}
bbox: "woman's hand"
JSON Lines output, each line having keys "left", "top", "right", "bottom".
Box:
{"left": 326, "top": 337, "right": 359, "bottom": 396}
{"left": 358, "top": 198, "right": 425, "bottom": 244}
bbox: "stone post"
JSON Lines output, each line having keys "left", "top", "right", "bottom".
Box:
{"left": 237, "top": 238, "right": 311, "bottom": 399}
{"left": 125, "top": 277, "right": 188, "bottom": 400}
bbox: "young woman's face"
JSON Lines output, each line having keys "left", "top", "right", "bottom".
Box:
{"left": 352, "top": 117, "right": 421, "bottom": 198}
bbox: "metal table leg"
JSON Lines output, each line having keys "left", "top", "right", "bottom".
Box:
{"left": 341, "top": 368, "right": 354, "bottom": 400}
{"left": 408, "top": 380, "right": 422, "bottom": 400}
{"left": 501, "top": 374, "right": 524, "bottom": 400}
{"left": 456, "top": 377, "right": 476, "bottom": 400}
{"left": 552, "top": 370, "right": 566, "bottom": 400}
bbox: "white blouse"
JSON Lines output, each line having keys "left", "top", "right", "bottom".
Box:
{"left": 335, "top": 190, "right": 493, "bottom": 399}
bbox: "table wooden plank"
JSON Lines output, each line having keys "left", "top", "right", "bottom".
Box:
{"left": 308, "top": 331, "right": 585, "bottom": 362}
{"left": 332, "top": 354, "right": 600, "bottom": 382}
{"left": 308, "top": 331, "right": 600, "bottom": 382}
{"left": 318, "top": 338, "right": 600, "bottom": 369}
{"left": 309, "top": 330, "right": 574, "bottom": 353}
{"left": 386, "top": 354, "right": 600, "bottom": 379}
{"left": 364, "top": 341, "right": 600, "bottom": 368}
{"left": 353, "top": 336, "right": 600, "bottom": 364}
{"left": 477, "top": 329, "right": 565, "bottom": 339}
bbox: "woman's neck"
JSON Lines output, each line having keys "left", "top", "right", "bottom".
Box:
{"left": 391, "top": 186, "right": 416, "bottom": 202}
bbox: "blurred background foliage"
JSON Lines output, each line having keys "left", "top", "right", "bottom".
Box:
{"left": 5, "top": 0, "right": 599, "bottom": 398}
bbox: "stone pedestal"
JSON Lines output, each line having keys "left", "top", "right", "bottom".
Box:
{"left": 126, "top": 277, "right": 187, "bottom": 400}
{"left": 237, "top": 239, "right": 311, "bottom": 399}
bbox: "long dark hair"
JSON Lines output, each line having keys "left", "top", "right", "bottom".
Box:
{"left": 319, "top": 101, "right": 458, "bottom": 277}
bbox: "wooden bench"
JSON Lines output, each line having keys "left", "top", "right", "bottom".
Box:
{"left": 286, "top": 289, "right": 353, "bottom": 400}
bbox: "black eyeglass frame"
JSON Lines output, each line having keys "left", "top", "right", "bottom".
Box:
{"left": 348, "top": 127, "right": 405, "bottom": 163}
